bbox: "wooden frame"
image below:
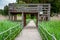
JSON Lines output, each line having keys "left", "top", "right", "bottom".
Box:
{"left": 8, "top": 3, "right": 50, "bottom": 27}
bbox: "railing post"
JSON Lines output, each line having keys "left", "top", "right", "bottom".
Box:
{"left": 22, "top": 12, "right": 24, "bottom": 27}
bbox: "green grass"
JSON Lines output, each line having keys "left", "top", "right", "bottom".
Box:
{"left": 39, "top": 20, "right": 60, "bottom": 40}
{"left": 0, "top": 20, "right": 18, "bottom": 32}
{"left": 0, "top": 20, "right": 22, "bottom": 40}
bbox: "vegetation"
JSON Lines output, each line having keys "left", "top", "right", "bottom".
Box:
{"left": 26, "top": 14, "right": 37, "bottom": 24}
{"left": 0, "top": 20, "right": 22, "bottom": 40}
{"left": 16, "top": 0, "right": 60, "bottom": 16}
{"left": 0, "top": 5, "right": 8, "bottom": 15}
{"left": 16, "top": 0, "right": 26, "bottom": 4}
{"left": 0, "top": 9, "right": 4, "bottom": 15}
{"left": 39, "top": 20, "right": 60, "bottom": 40}
{"left": 4, "top": 5, "right": 8, "bottom": 15}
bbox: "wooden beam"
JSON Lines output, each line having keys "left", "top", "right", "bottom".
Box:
{"left": 22, "top": 12, "right": 24, "bottom": 27}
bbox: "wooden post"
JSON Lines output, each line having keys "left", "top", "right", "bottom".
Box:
{"left": 11, "top": 14, "right": 13, "bottom": 21}
{"left": 14, "top": 14, "right": 17, "bottom": 21}
{"left": 8, "top": 12, "right": 10, "bottom": 20}
{"left": 22, "top": 12, "right": 24, "bottom": 27}
{"left": 48, "top": 4, "right": 50, "bottom": 21}
{"left": 38, "top": 12, "right": 39, "bottom": 27}
{"left": 24, "top": 14, "right": 26, "bottom": 27}
{"left": 36, "top": 13, "right": 38, "bottom": 27}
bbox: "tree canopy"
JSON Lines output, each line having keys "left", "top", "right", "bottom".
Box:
{"left": 4, "top": 5, "right": 8, "bottom": 15}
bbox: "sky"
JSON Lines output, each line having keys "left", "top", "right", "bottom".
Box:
{"left": 0, "top": 0, "right": 16, "bottom": 9}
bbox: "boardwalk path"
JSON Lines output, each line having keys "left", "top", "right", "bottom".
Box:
{"left": 15, "top": 20, "right": 42, "bottom": 40}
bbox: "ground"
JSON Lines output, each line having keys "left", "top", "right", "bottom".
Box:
{"left": 0, "top": 14, "right": 60, "bottom": 20}
{"left": 51, "top": 15, "right": 60, "bottom": 20}
{"left": 15, "top": 20, "right": 42, "bottom": 40}
{"left": 0, "top": 15, "right": 8, "bottom": 20}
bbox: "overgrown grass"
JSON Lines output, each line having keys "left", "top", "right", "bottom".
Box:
{"left": 39, "top": 20, "right": 60, "bottom": 40}
{"left": 0, "top": 20, "right": 22, "bottom": 40}
{"left": 0, "top": 20, "right": 18, "bottom": 32}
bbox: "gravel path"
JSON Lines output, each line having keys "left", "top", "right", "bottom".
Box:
{"left": 15, "top": 20, "right": 42, "bottom": 40}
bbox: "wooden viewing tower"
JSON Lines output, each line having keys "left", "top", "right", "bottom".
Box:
{"left": 8, "top": 3, "right": 50, "bottom": 27}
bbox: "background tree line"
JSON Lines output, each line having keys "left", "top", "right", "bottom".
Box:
{"left": 0, "top": 5, "right": 8, "bottom": 15}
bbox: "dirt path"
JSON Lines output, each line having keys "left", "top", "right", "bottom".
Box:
{"left": 15, "top": 20, "right": 42, "bottom": 40}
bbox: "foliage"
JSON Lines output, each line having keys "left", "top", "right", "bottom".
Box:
{"left": 16, "top": 0, "right": 41, "bottom": 3}
{"left": 0, "top": 9, "right": 4, "bottom": 15}
{"left": 16, "top": 0, "right": 26, "bottom": 4}
{"left": 4, "top": 5, "right": 8, "bottom": 15}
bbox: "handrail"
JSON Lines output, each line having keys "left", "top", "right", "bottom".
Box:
{"left": 39, "top": 24, "right": 57, "bottom": 40}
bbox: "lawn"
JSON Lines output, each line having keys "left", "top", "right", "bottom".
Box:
{"left": 0, "top": 20, "right": 22, "bottom": 40}
{"left": 39, "top": 20, "right": 60, "bottom": 40}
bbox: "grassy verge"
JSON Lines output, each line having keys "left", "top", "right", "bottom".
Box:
{"left": 0, "top": 20, "right": 23, "bottom": 40}
{"left": 38, "top": 20, "right": 60, "bottom": 40}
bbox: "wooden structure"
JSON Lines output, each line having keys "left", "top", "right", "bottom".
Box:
{"left": 8, "top": 3, "right": 50, "bottom": 27}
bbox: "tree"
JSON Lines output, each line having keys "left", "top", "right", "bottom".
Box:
{"left": 16, "top": 0, "right": 26, "bottom": 4}
{"left": 4, "top": 5, "right": 8, "bottom": 15}
{"left": 55, "top": 0, "right": 60, "bottom": 13}
{"left": 16, "top": 0, "right": 40, "bottom": 3}
{"left": 0, "top": 9, "right": 4, "bottom": 15}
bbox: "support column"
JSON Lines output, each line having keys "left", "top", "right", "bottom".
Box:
{"left": 11, "top": 14, "right": 13, "bottom": 21}
{"left": 24, "top": 14, "right": 26, "bottom": 27}
{"left": 22, "top": 12, "right": 24, "bottom": 27}
{"left": 38, "top": 12, "right": 40, "bottom": 28}
{"left": 14, "top": 14, "right": 17, "bottom": 21}
{"left": 8, "top": 12, "right": 10, "bottom": 20}
{"left": 36, "top": 13, "right": 38, "bottom": 27}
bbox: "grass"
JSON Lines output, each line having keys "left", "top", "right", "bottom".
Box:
{"left": 0, "top": 20, "right": 20, "bottom": 32}
{"left": 0, "top": 20, "right": 22, "bottom": 40}
{"left": 39, "top": 20, "right": 60, "bottom": 40}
